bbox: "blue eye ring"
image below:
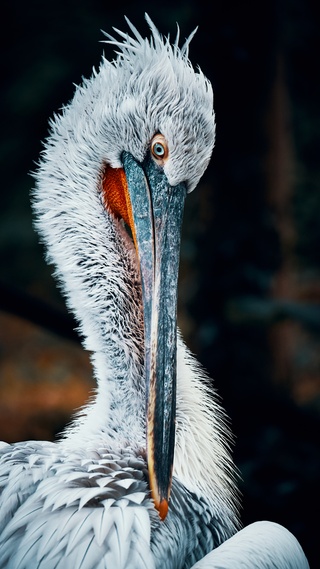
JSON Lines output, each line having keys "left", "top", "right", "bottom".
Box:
{"left": 151, "top": 134, "right": 169, "bottom": 163}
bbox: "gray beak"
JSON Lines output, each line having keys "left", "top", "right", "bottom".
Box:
{"left": 122, "top": 151, "right": 186, "bottom": 519}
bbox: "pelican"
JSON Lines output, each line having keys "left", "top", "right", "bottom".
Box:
{"left": 0, "top": 15, "right": 309, "bottom": 569}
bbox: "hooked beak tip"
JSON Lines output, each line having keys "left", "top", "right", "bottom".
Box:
{"left": 156, "top": 498, "right": 169, "bottom": 521}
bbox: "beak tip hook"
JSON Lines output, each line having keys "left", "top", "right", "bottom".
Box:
{"left": 156, "top": 497, "right": 169, "bottom": 521}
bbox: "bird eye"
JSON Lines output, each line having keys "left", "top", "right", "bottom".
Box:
{"left": 151, "top": 134, "right": 169, "bottom": 164}
{"left": 153, "top": 143, "right": 165, "bottom": 157}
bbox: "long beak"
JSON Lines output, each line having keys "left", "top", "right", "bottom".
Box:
{"left": 122, "top": 151, "right": 186, "bottom": 520}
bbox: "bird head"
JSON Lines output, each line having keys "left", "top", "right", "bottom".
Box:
{"left": 96, "top": 15, "right": 215, "bottom": 192}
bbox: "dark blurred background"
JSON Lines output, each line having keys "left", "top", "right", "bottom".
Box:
{"left": 1, "top": 0, "right": 319, "bottom": 566}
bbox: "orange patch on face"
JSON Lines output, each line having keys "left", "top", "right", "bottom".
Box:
{"left": 102, "top": 164, "right": 137, "bottom": 247}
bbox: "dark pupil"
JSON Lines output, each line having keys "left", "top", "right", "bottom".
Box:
{"left": 154, "top": 143, "right": 164, "bottom": 156}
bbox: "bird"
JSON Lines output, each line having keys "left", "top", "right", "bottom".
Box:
{"left": 0, "top": 15, "right": 310, "bottom": 569}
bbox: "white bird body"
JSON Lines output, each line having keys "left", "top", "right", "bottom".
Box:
{"left": 0, "top": 16, "right": 309, "bottom": 569}
{"left": 192, "top": 522, "right": 309, "bottom": 569}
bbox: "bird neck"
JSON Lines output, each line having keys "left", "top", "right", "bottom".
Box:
{"left": 34, "top": 138, "right": 146, "bottom": 449}
{"left": 63, "top": 211, "right": 146, "bottom": 450}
